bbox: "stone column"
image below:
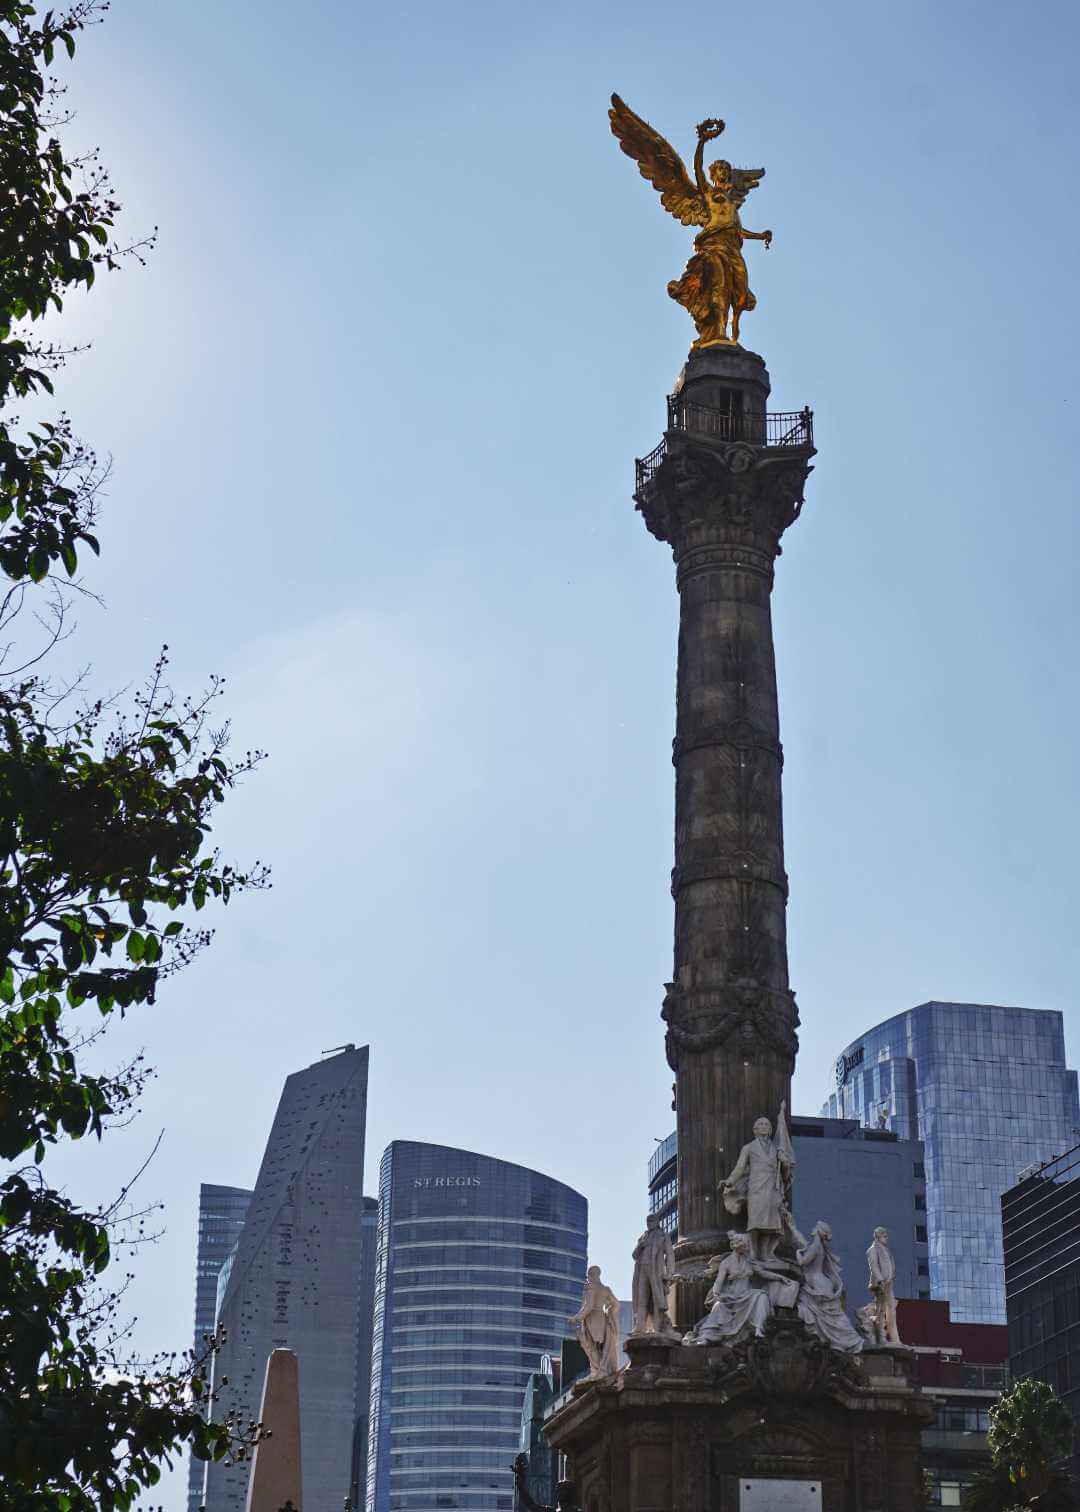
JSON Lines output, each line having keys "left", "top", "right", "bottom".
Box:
{"left": 635, "top": 347, "right": 814, "bottom": 1321}
{"left": 244, "top": 1349, "right": 302, "bottom": 1512}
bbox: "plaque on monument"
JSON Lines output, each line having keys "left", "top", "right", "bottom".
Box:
{"left": 739, "top": 1480, "right": 821, "bottom": 1509}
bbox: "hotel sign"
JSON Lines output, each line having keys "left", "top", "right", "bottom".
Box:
{"left": 413, "top": 1176, "right": 481, "bottom": 1189}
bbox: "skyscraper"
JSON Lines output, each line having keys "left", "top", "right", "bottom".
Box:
{"left": 350, "top": 1195, "right": 380, "bottom": 1512}
{"left": 187, "top": 1184, "right": 253, "bottom": 1512}
{"left": 365, "top": 1142, "right": 587, "bottom": 1512}
{"left": 1002, "top": 1142, "right": 1080, "bottom": 1472}
{"left": 822, "top": 1002, "right": 1080, "bottom": 1323}
{"left": 203, "top": 1046, "right": 370, "bottom": 1512}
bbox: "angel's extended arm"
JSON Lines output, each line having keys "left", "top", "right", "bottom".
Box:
{"left": 742, "top": 228, "right": 773, "bottom": 243}
{"left": 693, "top": 135, "right": 709, "bottom": 200}
{"left": 692, "top": 118, "right": 725, "bottom": 200}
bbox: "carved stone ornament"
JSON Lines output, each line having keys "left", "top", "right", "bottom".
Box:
{"left": 636, "top": 440, "right": 810, "bottom": 555}
{"left": 724, "top": 1314, "right": 860, "bottom": 1400}
{"left": 662, "top": 980, "right": 799, "bottom": 1069}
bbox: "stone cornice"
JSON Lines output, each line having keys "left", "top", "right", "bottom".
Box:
{"left": 543, "top": 1323, "right": 934, "bottom": 1455}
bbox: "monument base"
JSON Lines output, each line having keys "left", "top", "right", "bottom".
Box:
{"left": 544, "top": 1316, "right": 931, "bottom": 1512}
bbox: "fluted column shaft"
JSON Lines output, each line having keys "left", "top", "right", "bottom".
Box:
{"left": 669, "top": 539, "right": 790, "bottom": 1244}
{"left": 635, "top": 346, "right": 813, "bottom": 1316}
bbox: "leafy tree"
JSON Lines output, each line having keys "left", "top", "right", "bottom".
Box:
{"left": 963, "top": 1378, "right": 1077, "bottom": 1512}
{"left": 0, "top": 5, "right": 267, "bottom": 1508}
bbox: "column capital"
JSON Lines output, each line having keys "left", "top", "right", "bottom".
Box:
{"left": 636, "top": 436, "right": 813, "bottom": 563}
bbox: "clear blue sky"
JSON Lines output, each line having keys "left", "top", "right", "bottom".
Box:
{"left": 37, "top": 2, "right": 1080, "bottom": 1504}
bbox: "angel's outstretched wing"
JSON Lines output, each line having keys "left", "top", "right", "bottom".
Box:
{"left": 729, "top": 166, "right": 765, "bottom": 202}
{"left": 609, "top": 94, "right": 706, "bottom": 228}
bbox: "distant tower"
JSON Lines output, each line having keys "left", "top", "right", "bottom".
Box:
{"left": 825, "top": 1001, "right": 1080, "bottom": 1322}
{"left": 187, "top": 1184, "right": 252, "bottom": 1512}
{"left": 349, "top": 1196, "right": 380, "bottom": 1511}
{"left": 203, "top": 1047, "right": 369, "bottom": 1512}
{"left": 635, "top": 349, "right": 813, "bottom": 1317}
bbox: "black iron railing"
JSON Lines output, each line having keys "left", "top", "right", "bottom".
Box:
{"left": 666, "top": 396, "right": 813, "bottom": 447}
{"left": 635, "top": 438, "right": 666, "bottom": 496}
{"left": 636, "top": 401, "right": 813, "bottom": 496}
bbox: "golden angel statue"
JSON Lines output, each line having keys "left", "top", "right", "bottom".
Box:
{"left": 609, "top": 93, "right": 772, "bottom": 349}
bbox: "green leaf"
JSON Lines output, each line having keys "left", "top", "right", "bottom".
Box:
{"left": 126, "top": 931, "right": 145, "bottom": 963}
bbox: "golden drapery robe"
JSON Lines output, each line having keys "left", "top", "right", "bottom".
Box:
{"left": 668, "top": 225, "right": 754, "bottom": 345}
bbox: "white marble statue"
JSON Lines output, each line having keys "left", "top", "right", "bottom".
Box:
{"left": 720, "top": 1103, "right": 795, "bottom": 1260}
{"left": 568, "top": 1265, "right": 621, "bottom": 1377}
{"left": 856, "top": 1226, "right": 902, "bottom": 1346}
{"left": 682, "top": 1232, "right": 776, "bottom": 1345}
{"left": 631, "top": 1213, "right": 677, "bottom": 1336}
{"left": 790, "top": 1220, "right": 863, "bottom": 1354}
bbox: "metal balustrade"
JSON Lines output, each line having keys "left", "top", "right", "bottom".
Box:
{"left": 635, "top": 399, "right": 813, "bottom": 495}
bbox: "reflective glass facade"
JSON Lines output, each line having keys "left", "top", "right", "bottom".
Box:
{"left": 517, "top": 1357, "right": 558, "bottom": 1510}
{"left": 351, "top": 1196, "right": 381, "bottom": 1511}
{"left": 366, "top": 1142, "right": 587, "bottom": 1512}
{"left": 822, "top": 1002, "right": 1080, "bottom": 1324}
{"left": 647, "top": 1132, "right": 678, "bottom": 1235}
{"left": 1002, "top": 1142, "right": 1080, "bottom": 1471}
{"left": 187, "top": 1183, "right": 253, "bottom": 1512}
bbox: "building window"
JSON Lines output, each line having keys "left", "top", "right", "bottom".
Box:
{"left": 917, "top": 1261, "right": 930, "bottom": 1276}
{"left": 915, "top": 1225, "right": 928, "bottom": 1242}
{"left": 914, "top": 1194, "right": 926, "bottom": 1210}
{"left": 913, "top": 1161, "right": 925, "bottom": 1178}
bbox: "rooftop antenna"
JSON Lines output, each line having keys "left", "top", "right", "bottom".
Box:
{"left": 321, "top": 1043, "right": 356, "bottom": 1055}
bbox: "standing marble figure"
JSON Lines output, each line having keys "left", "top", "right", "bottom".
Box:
{"left": 858, "top": 1226, "right": 902, "bottom": 1346}
{"left": 792, "top": 1221, "right": 863, "bottom": 1353}
{"left": 631, "top": 1214, "right": 677, "bottom": 1336}
{"left": 721, "top": 1104, "right": 794, "bottom": 1260}
{"left": 569, "top": 1266, "right": 621, "bottom": 1377}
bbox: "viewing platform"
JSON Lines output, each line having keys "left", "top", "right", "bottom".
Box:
{"left": 635, "top": 397, "right": 814, "bottom": 498}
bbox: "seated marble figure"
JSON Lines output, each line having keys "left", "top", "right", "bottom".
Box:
{"left": 682, "top": 1218, "right": 864, "bottom": 1355}
{"left": 683, "top": 1231, "right": 797, "bottom": 1345}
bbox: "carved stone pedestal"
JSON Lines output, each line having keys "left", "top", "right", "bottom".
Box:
{"left": 544, "top": 1318, "right": 932, "bottom": 1512}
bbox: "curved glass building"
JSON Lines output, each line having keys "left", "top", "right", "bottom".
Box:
{"left": 821, "top": 1001, "right": 1080, "bottom": 1324}
{"left": 365, "top": 1142, "right": 587, "bottom": 1512}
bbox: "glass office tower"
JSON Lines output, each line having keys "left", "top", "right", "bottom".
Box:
{"left": 1002, "top": 1142, "right": 1080, "bottom": 1473}
{"left": 366, "top": 1142, "right": 587, "bottom": 1512}
{"left": 822, "top": 1002, "right": 1080, "bottom": 1324}
{"left": 187, "top": 1183, "right": 253, "bottom": 1512}
{"left": 350, "top": 1196, "right": 381, "bottom": 1512}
